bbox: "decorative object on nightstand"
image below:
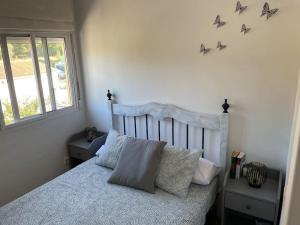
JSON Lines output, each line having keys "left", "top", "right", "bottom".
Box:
{"left": 245, "top": 162, "right": 267, "bottom": 188}
{"left": 222, "top": 168, "right": 283, "bottom": 225}
{"left": 230, "top": 151, "right": 246, "bottom": 179}
{"left": 85, "top": 127, "right": 98, "bottom": 142}
{"left": 67, "top": 130, "right": 107, "bottom": 168}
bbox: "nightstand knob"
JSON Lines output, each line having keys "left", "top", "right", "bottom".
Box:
{"left": 246, "top": 204, "right": 252, "bottom": 210}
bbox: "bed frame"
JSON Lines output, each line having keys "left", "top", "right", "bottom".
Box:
{"left": 106, "top": 90, "right": 230, "bottom": 169}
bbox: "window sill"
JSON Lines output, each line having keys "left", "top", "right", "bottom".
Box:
{"left": 1, "top": 105, "right": 79, "bottom": 133}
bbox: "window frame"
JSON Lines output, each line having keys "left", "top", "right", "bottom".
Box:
{"left": 0, "top": 30, "right": 79, "bottom": 130}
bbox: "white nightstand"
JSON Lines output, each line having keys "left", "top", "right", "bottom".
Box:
{"left": 222, "top": 168, "right": 283, "bottom": 225}
{"left": 67, "top": 131, "right": 107, "bottom": 167}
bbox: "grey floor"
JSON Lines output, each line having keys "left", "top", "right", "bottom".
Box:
{"left": 205, "top": 209, "right": 258, "bottom": 225}
{"left": 219, "top": 210, "right": 273, "bottom": 225}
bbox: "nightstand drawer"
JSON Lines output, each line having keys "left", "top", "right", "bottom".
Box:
{"left": 225, "top": 192, "right": 275, "bottom": 221}
{"left": 69, "top": 146, "right": 91, "bottom": 161}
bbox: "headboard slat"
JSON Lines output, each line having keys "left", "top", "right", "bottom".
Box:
{"left": 123, "top": 115, "right": 126, "bottom": 135}
{"left": 172, "top": 118, "right": 174, "bottom": 145}
{"left": 134, "top": 116, "right": 137, "bottom": 138}
{"left": 186, "top": 124, "right": 189, "bottom": 149}
{"left": 202, "top": 128, "right": 205, "bottom": 157}
{"left": 145, "top": 114, "right": 149, "bottom": 140}
{"left": 158, "top": 120, "right": 161, "bottom": 141}
{"left": 202, "top": 128, "right": 205, "bottom": 150}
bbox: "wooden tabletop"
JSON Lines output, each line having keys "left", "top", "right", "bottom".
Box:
{"left": 69, "top": 137, "right": 92, "bottom": 149}
{"left": 225, "top": 176, "right": 278, "bottom": 204}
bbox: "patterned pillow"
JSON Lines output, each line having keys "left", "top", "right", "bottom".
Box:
{"left": 95, "top": 129, "right": 127, "bottom": 169}
{"left": 156, "top": 146, "right": 201, "bottom": 198}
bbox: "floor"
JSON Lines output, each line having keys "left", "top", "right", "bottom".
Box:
{"left": 205, "top": 216, "right": 255, "bottom": 225}
{"left": 205, "top": 209, "right": 220, "bottom": 225}
{"left": 205, "top": 209, "right": 270, "bottom": 225}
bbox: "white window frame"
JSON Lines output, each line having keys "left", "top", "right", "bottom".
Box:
{"left": 0, "top": 31, "right": 79, "bottom": 130}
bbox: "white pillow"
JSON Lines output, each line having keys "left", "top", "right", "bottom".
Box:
{"left": 95, "top": 129, "right": 127, "bottom": 169}
{"left": 95, "top": 145, "right": 105, "bottom": 156}
{"left": 192, "top": 158, "right": 220, "bottom": 185}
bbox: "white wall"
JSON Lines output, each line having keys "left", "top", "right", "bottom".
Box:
{"left": 0, "top": 111, "right": 86, "bottom": 206}
{"left": 280, "top": 73, "right": 300, "bottom": 225}
{"left": 75, "top": 0, "right": 300, "bottom": 172}
{"left": 0, "top": 0, "right": 87, "bottom": 206}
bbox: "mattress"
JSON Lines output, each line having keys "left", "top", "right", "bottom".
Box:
{"left": 0, "top": 158, "right": 217, "bottom": 225}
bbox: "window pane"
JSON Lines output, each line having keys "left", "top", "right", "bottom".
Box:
{"left": 35, "top": 38, "right": 52, "bottom": 112}
{"left": 0, "top": 45, "right": 14, "bottom": 125}
{"left": 47, "top": 38, "right": 72, "bottom": 109}
{"left": 7, "top": 36, "right": 42, "bottom": 119}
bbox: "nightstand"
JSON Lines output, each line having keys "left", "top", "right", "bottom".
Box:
{"left": 67, "top": 131, "right": 107, "bottom": 168}
{"left": 222, "top": 168, "right": 283, "bottom": 225}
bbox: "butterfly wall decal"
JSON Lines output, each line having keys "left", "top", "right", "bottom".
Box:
{"left": 261, "top": 2, "right": 279, "bottom": 20}
{"left": 235, "top": 1, "right": 247, "bottom": 14}
{"left": 241, "top": 24, "right": 251, "bottom": 34}
{"left": 200, "top": 44, "right": 211, "bottom": 55}
{"left": 217, "top": 41, "right": 226, "bottom": 50}
{"left": 213, "top": 15, "right": 226, "bottom": 28}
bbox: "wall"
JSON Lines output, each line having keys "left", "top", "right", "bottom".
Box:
{"left": 0, "top": 0, "right": 86, "bottom": 206}
{"left": 75, "top": 0, "right": 300, "bottom": 172}
{"left": 280, "top": 72, "right": 300, "bottom": 225}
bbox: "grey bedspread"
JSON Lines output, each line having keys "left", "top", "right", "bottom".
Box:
{"left": 0, "top": 158, "right": 217, "bottom": 225}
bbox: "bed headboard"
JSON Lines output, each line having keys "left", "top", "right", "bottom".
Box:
{"left": 106, "top": 90, "right": 229, "bottom": 169}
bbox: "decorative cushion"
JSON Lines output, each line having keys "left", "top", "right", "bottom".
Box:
{"left": 95, "top": 145, "right": 105, "bottom": 157}
{"left": 156, "top": 146, "right": 201, "bottom": 198}
{"left": 192, "top": 158, "right": 221, "bottom": 185}
{"left": 108, "top": 137, "right": 167, "bottom": 193}
{"left": 95, "top": 129, "right": 127, "bottom": 169}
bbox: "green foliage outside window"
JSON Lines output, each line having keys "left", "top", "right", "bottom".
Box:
{"left": 2, "top": 101, "right": 13, "bottom": 125}
{"left": 7, "top": 41, "right": 64, "bottom": 62}
{"left": 7, "top": 43, "right": 31, "bottom": 59}
{"left": 2, "top": 99, "right": 39, "bottom": 125}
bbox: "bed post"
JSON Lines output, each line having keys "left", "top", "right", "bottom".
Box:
{"left": 219, "top": 99, "right": 230, "bottom": 223}
{"left": 107, "top": 90, "right": 113, "bottom": 130}
{"left": 220, "top": 99, "right": 230, "bottom": 169}
{"left": 220, "top": 99, "right": 229, "bottom": 225}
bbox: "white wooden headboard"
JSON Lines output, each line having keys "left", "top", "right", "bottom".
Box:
{"left": 106, "top": 90, "right": 229, "bottom": 170}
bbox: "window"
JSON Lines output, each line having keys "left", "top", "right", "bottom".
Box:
{"left": 0, "top": 32, "right": 77, "bottom": 128}
{"left": 47, "top": 38, "right": 73, "bottom": 110}
{"left": 7, "top": 36, "right": 42, "bottom": 119}
{"left": 0, "top": 44, "right": 13, "bottom": 125}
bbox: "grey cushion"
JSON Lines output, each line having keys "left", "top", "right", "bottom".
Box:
{"left": 108, "top": 137, "right": 167, "bottom": 193}
{"left": 95, "top": 129, "right": 127, "bottom": 169}
{"left": 156, "top": 146, "right": 201, "bottom": 198}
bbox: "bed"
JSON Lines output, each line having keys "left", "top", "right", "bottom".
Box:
{"left": 0, "top": 158, "right": 218, "bottom": 225}
{"left": 0, "top": 91, "right": 229, "bottom": 225}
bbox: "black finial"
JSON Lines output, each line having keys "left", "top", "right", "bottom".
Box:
{"left": 222, "top": 99, "right": 230, "bottom": 113}
{"left": 107, "top": 90, "right": 112, "bottom": 100}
